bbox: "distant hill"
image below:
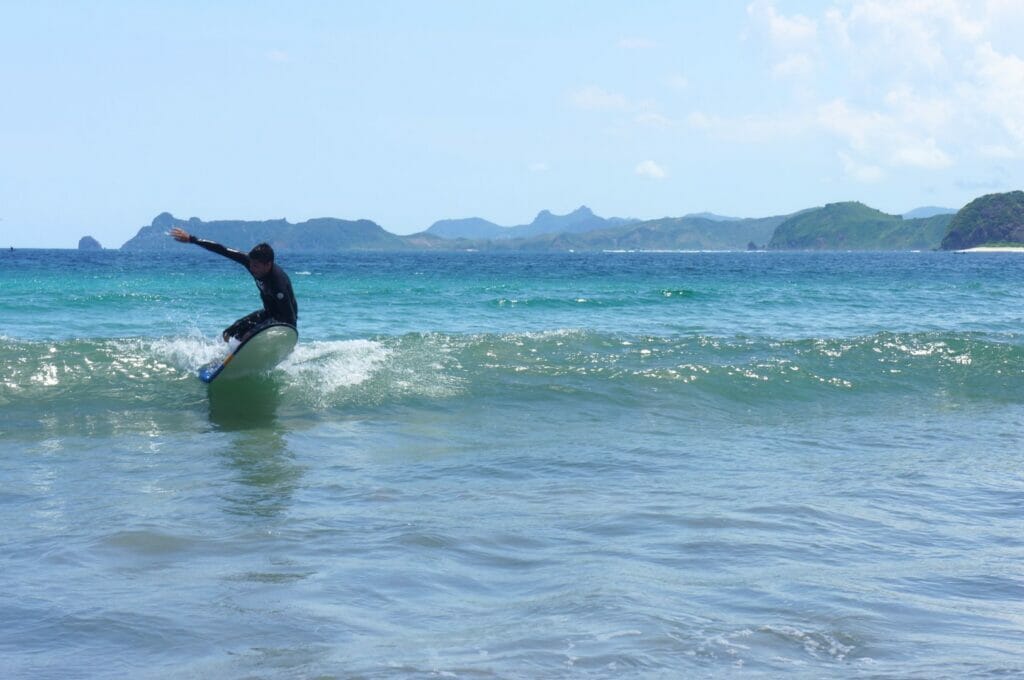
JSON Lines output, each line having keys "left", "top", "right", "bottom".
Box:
{"left": 121, "top": 212, "right": 409, "bottom": 251}
{"left": 119, "top": 199, "right": 980, "bottom": 254}
{"left": 78, "top": 236, "right": 102, "bottom": 250}
{"left": 769, "top": 202, "right": 952, "bottom": 250}
{"left": 683, "top": 212, "right": 743, "bottom": 222}
{"left": 939, "top": 191, "right": 1024, "bottom": 250}
{"left": 903, "top": 206, "right": 957, "bottom": 219}
{"left": 424, "top": 206, "right": 638, "bottom": 240}
{"left": 472, "top": 214, "right": 788, "bottom": 252}
{"left": 425, "top": 217, "right": 506, "bottom": 240}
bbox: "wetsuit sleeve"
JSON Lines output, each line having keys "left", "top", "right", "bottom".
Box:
{"left": 190, "top": 236, "right": 249, "bottom": 267}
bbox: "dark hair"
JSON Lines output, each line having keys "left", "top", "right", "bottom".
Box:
{"left": 249, "top": 242, "right": 274, "bottom": 263}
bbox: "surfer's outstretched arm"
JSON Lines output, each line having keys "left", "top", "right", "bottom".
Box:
{"left": 169, "top": 227, "right": 248, "bottom": 266}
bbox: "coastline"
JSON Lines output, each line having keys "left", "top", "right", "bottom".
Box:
{"left": 955, "top": 246, "right": 1024, "bottom": 253}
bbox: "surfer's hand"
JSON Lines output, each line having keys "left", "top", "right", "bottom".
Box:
{"left": 169, "top": 227, "right": 191, "bottom": 243}
{"left": 222, "top": 330, "right": 231, "bottom": 342}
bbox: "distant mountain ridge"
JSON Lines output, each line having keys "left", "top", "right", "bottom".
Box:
{"left": 425, "top": 217, "right": 506, "bottom": 240}
{"left": 902, "top": 206, "right": 956, "bottom": 219}
{"left": 116, "top": 192, "right": 1024, "bottom": 253}
{"left": 492, "top": 214, "right": 788, "bottom": 252}
{"left": 121, "top": 212, "right": 418, "bottom": 252}
{"left": 424, "top": 206, "right": 638, "bottom": 240}
{"left": 683, "top": 212, "right": 743, "bottom": 222}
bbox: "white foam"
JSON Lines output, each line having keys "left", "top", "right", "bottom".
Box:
{"left": 145, "top": 334, "right": 225, "bottom": 372}
{"left": 280, "top": 339, "right": 391, "bottom": 405}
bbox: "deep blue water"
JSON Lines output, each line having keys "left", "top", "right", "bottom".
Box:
{"left": 2, "top": 249, "right": 1023, "bottom": 678}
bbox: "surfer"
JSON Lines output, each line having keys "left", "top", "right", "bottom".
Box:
{"left": 169, "top": 227, "right": 297, "bottom": 341}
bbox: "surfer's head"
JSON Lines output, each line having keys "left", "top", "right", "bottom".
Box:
{"left": 249, "top": 242, "right": 274, "bottom": 263}
{"left": 248, "top": 243, "right": 274, "bottom": 276}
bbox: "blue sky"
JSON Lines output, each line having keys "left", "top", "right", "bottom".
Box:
{"left": 2, "top": 0, "right": 1023, "bottom": 247}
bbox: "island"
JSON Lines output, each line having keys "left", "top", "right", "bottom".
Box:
{"left": 113, "top": 192, "right": 1024, "bottom": 253}
{"left": 768, "top": 202, "right": 952, "bottom": 250}
{"left": 939, "top": 191, "right": 1024, "bottom": 250}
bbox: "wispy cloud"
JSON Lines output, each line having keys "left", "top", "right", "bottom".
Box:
{"left": 977, "top": 144, "right": 1016, "bottom": 159}
{"left": 619, "top": 37, "right": 657, "bottom": 50}
{"left": 570, "top": 86, "right": 671, "bottom": 129}
{"left": 771, "top": 53, "right": 814, "bottom": 79}
{"left": 747, "top": 0, "right": 817, "bottom": 47}
{"left": 267, "top": 49, "right": 290, "bottom": 63}
{"left": 634, "top": 112, "right": 673, "bottom": 127}
{"left": 970, "top": 42, "right": 1024, "bottom": 144}
{"left": 891, "top": 138, "right": 953, "bottom": 169}
{"left": 733, "top": 0, "right": 1024, "bottom": 179}
{"left": 667, "top": 74, "right": 689, "bottom": 90}
{"left": 687, "top": 110, "right": 806, "bottom": 143}
{"left": 818, "top": 96, "right": 953, "bottom": 169}
{"left": 569, "top": 86, "right": 631, "bottom": 111}
{"left": 816, "top": 99, "right": 888, "bottom": 151}
{"left": 635, "top": 160, "right": 668, "bottom": 180}
{"left": 839, "top": 151, "right": 884, "bottom": 183}
{"left": 746, "top": 0, "right": 818, "bottom": 80}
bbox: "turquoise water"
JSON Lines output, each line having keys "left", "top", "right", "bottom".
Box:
{"left": 2, "top": 249, "right": 1023, "bottom": 678}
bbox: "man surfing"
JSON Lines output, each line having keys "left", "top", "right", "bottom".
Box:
{"left": 169, "top": 227, "right": 298, "bottom": 342}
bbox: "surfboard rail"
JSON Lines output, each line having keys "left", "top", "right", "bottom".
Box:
{"left": 198, "top": 322, "right": 298, "bottom": 383}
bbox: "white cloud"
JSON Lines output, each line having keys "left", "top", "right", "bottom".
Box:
{"left": 667, "top": 73, "right": 689, "bottom": 90}
{"left": 569, "top": 86, "right": 631, "bottom": 111}
{"left": 883, "top": 86, "right": 953, "bottom": 134}
{"left": 839, "top": 151, "right": 885, "bottom": 182}
{"left": 635, "top": 160, "right": 667, "bottom": 180}
{"left": 772, "top": 54, "right": 814, "bottom": 79}
{"left": 571, "top": 86, "right": 671, "bottom": 131}
{"left": 891, "top": 138, "right": 953, "bottom": 169}
{"left": 977, "top": 144, "right": 1016, "bottom": 159}
{"left": 267, "top": 49, "right": 290, "bottom": 63}
{"left": 634, "top": 112, "right": 673, "bottom": 127}
{"left": 817, "top": 99, "right": 885, "bottom": 151}
{"left": 746, "top": 1, "right": 819, "bottom": 81}
{"left": 827, "top": 1, "right": 984, "bottom": 73}
{"left": 747, "top": 0, "right": 817, "bottom": 47}
{"left": 688, "top": 111, "right": 713, "bottom": 129}
{"left": 970, "top": 42, "right": 1024, "bottom": 143}
{"left": 619, "top": 37, "right": 657, "bottom": 50}
{"left": 688, "top": 110, "right": 807, "bottom": 143}
{"left": 726, "top": 1, "right": 1024, "bottom": 181}
{"left": 529, "top": 162, "right": 549, "bottom": 173}
{"left": 818, "top": 98, "right": 953, "bottom": 169}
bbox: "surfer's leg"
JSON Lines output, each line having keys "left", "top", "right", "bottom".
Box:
{"left": 222, "top": 311, "right": 265, "bottom": 342}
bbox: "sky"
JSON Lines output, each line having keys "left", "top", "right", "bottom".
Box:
{"left": 2, "top": 0, "right": 1023, "bottom": 248}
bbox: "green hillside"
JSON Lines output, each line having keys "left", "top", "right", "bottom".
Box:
{"left": 121, "top": 213, "right": 410, "bottom": 251}
{"left": 939, "top": 191, "right": 1024, "bottom": 250}
{"left": 768, "top": 202, "right": 951, "bottom": 250}
{"left": 483, "top": 215, "right": 787, "bottom": 251}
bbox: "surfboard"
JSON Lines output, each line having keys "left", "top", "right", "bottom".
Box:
{"left": 198, "top": 322, "right": 298, "bottom": 383}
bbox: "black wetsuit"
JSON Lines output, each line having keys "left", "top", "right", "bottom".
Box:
{"left": 190, "top": 236, "right": 298, "bottom": 339}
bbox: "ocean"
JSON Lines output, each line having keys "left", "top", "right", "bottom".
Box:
{"left": 2, "top": 248, "right": 1023, "bottom": 678}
